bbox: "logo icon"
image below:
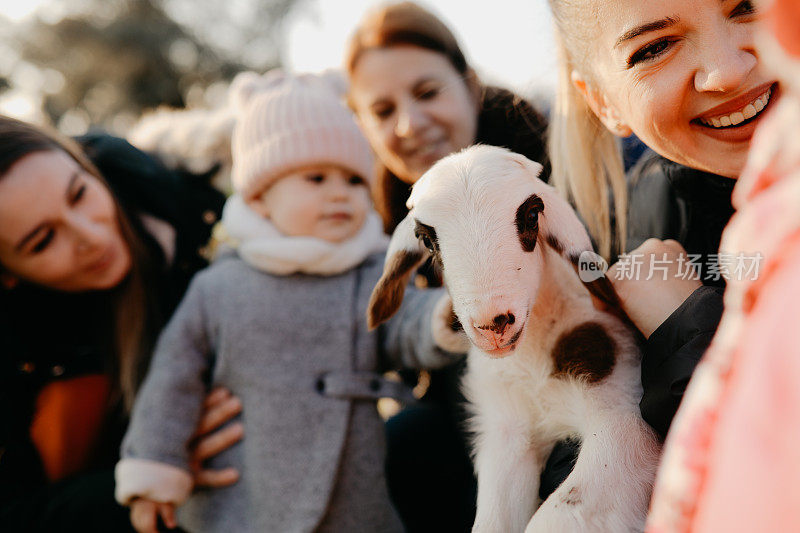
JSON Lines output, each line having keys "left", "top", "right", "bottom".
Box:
{"left": 578, "top": 251, "right": 609, "bottom": 282}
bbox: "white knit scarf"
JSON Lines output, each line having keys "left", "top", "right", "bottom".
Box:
{"left": 220, "top": 194, "right": 389, "bottom": 276}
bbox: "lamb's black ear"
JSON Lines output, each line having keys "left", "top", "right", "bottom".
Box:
{"left": 367, "top": 215, "right": 428, "bottom": 329}
{"left": 512, "top": 152, "right": 627, "bottom": 315}
{"left": 511, "top": 153, "right": 595, "bottom": 257}
{"left": 577, "top": 268, "right": 623, "bottom": 309}
{"left": 558, "top": 248, "right": 626, "bottom": 312}
{"left": 579, "top": 268, "right": 636, "bottom": 327}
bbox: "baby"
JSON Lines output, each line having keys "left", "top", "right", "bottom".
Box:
{"left": 114, "top": 71, "right": 464, "bottom": 533}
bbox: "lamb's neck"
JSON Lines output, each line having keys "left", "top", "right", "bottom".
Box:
{"left": 523, "top": 247, "right": 595, "bottom": 349}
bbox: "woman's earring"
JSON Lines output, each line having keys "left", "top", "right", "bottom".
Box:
{"left": 606, "top": 116, "right": 631, "bottom": 137}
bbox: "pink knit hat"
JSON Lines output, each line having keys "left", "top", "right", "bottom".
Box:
{"left": 229, "top": 70, "right": 375, "bottom": 200}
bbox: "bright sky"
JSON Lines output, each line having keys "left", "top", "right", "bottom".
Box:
{"left": 1, "top": 0, "right": 557, "bottom": 95}
{"left": 0, "top": 0, "right": 46, "bottom": 22}
{"left": 284, "top": 0, "right": 557, "bottom": 97}
{"left": 0, "top": 0, "right": 558, "bottom": 123}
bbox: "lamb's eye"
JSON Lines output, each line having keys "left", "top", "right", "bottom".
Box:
{"left": 420, "top": 234, "right": 434, "bottom": 253}
{"left": 515, "top": 194, "right": 544, "bottom": 253}
{"left": 414, "top": 220, "right": 439, "bottom": 255}
{"left": 526, "top": 206, "right": 539, "bottom": 226}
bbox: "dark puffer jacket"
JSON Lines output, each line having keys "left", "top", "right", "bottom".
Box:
{"left": 627, "top": 151, "right": 734, "bottom": 437}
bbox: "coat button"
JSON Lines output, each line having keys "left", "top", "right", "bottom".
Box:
{"left": 315, "top": 378, "right": 326, "bottom": 393}
{"left": 51, "top": 365, "right": 65, "bottom": 377}
{"left": 369, "top": 378, "right": 381, "bottom": 392}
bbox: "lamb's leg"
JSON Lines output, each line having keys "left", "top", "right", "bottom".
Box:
{"left": 524, "top": 412, "right": 660, "bottom": 533}
{"left": 472, "top": 425, "right": 543, "bottom": 533}
{"left": 470, "top": 408, "right": 546, "bottom": 533}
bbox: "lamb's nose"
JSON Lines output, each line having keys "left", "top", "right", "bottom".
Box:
{"left": 477, "top": 312, "right": 515, "bottom": 335}
{"left": 492, "top": 312, "right": 515, "bottom": 332}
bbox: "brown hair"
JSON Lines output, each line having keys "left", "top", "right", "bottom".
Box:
{"left": 0, "top": 116, "right": 159, "bottom": 410}
{"left": 345, "top": 1, "right": 476, "bottom": 232}
{"left": 345, "top": 2, "right": 469, "bottom": 78}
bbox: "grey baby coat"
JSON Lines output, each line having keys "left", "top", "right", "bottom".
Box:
{"left": 118, "top": 252, "right": 458, "bottom": 532}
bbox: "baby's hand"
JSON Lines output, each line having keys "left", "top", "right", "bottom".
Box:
{"left": 130, "top": 498, "right": 177, "bottom": 533}
{"left": 431, "top": 292, "right": 470, "bottom": 353}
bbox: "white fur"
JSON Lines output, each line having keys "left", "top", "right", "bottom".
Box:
{"left": 115, "top": 457, "right": 193, "bottom": 505}
{"left": 374, "top": 146, "right": 660, "bottom": 532}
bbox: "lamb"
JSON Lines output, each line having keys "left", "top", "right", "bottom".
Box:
{"left": 367, "top": 145, "right": 661, "bottom": 532}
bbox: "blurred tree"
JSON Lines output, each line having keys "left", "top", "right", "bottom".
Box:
{"left": 3, "top": 0, "right": 301, "bottom": 132}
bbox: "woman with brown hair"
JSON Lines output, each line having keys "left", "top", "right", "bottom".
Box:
{"left": 346, "top": 2, "right": 550, "bottom": 234}
{"left": 0, "top": 116, "right": 242, "bottom": 532}
{"left": 344, "top": 3, "right": 550, "bottom": 530}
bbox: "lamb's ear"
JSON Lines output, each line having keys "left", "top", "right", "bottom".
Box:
{"left": 572, "top": 258, "right": 622, "bottom": 310}
{"left": 511, "top": 153, "right": 623, "bottom": 309}
{"left": 367, "top": 215, "right": 428, "bottom": 330}
{"left": 510, "top": 153, "right": 593, "bottom": 253}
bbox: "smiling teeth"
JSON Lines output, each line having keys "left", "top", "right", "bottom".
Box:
{"left": 701, "top": 88, "right": 772, "bottom": 128}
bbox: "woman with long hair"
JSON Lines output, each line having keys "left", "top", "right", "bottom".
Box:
{"left": 0, "top": 116, "right": 242, "bottom": 531}
{"left": 539, "top": 0, "right": 778, "bottom": 498}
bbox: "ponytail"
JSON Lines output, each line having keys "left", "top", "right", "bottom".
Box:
{"left": 548, "top": 29, "right": 628, "bottom": 259}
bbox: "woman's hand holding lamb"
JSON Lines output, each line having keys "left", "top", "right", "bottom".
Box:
{"left": 608, "top": 239, "right": 703, "bottom": 338}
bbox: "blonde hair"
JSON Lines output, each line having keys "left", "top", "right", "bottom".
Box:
{"left": 547, "top": 1, "right": 627, "bottom": 259}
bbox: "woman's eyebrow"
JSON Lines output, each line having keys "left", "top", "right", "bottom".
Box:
{"left": 615, "top": 16, "right": 680, "bottom": 48}
{"left": 14, "top": 170, "right": 79, "bottom": 251}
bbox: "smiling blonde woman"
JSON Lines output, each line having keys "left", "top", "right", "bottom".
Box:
{"left": 538, "top": 0, "right": 781, "bottom": 501}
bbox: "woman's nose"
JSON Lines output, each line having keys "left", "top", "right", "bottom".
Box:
{"left": 694, "top": 34, "right": 757, "bottom": 93}
{"left": 394, "top": 103, "right": 427, "bottom": 138}
{"left": 71, "top": 215, "right": 106, "bottom": 252}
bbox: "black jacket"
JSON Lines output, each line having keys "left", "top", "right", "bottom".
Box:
{"left": 0, "top": 134, "right": 225, "bottom": 532}
{"left": 540, "top": 151, "right": 734, "bottom": 498}
{"left": 627, "top": 150, "right": 734, "bottom": 437}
